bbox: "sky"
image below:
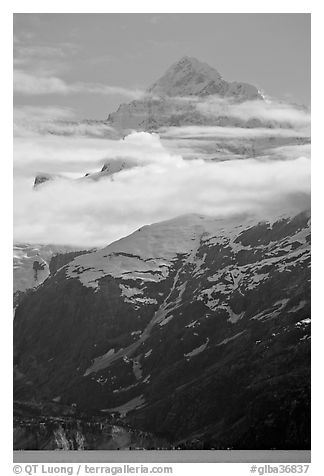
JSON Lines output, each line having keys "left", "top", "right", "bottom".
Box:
{"left": 14, "top": 13, "right": 310, "bottom": 119}
{"left": 13, "top": 13, "right": 311, "bottom": 248}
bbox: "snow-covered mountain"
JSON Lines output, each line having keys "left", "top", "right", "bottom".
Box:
{"left": 14, "top": 210, "right": 311, "bottom": 448}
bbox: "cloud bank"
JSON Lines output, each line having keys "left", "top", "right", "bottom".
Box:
{"left": 14, "top": 131, "right": 311, "bottom": 247}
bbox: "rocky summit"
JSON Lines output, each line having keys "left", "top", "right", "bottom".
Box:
{"left": 147, "top": 56, "right": 262, "bottom": 99}
{"left": 14, "top": 210, "right": 311, "bottom": 449}
{"left": 106, "top": 56, "right": 263, "bottom": 132}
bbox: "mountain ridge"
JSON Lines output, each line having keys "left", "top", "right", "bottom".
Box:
{"left": 14, "top": 209, "right": 311, "bottom": 448}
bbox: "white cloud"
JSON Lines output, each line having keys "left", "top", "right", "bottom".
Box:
{"left": 14, "top": 70, "right": 69, "bottom": 95}
{"left": 195, "top": 96, "right": 310, "bottom": 130}
{"left": 14, "top": 105, "right": 117, "bottom": 139}
{"left": 13, "top": 128, "right": 179, "bottom": 178}
{"left": 14, "top": 105, "right": 76, "bottom": 126}
{"left": 14, "top": 132, "right": 311, "bottom": 248}
{"left": 262, "top": 143, "right": 311, "bottom": 161}
{"left": 13, "top": 69, "right": 145, "bottom": 99}
{"left": 160, "top": 125, "right": 309, "bottom": 139}
{"left": 14, "top": 45, "right": 67, "bottom": 59}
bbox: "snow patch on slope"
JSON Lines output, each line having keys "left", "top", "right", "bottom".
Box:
{"left": 66, "top": 214, "right": 253, "bottom": 289}
{"left": 185, "top": 338, "right": 209, "bottom": 359}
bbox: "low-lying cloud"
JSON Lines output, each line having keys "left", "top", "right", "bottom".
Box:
{"left": 196, "top": 97, "right": 310, "bottom": 129}
{"left": 14, "top": 131, "right": 311, "bottom": 247}
{"left": 14, "top": 126, "right": 176, "bottom": 178}
{"left": 160, "top": 125, "right": 309, "bottom": 139}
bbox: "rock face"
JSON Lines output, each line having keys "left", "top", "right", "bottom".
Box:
{"left": 14, "top": 210, "right": 311, "bottom": 449}
{"left": 48, "top": 250, "right": 92, "bottom": 276}
{"left": 33, "top": 174, "right": 56, "bottom": 188}
{"left": 106, "top": 56, "right": 263, "bottom": 132}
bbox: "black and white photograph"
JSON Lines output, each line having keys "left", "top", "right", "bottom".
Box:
{"left": 11, "top": 9, "right": 312, "bottom": 466}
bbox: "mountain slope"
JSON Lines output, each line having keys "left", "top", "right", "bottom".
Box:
{"left": 13, "top": 210, "right": 311, "bottom": 448}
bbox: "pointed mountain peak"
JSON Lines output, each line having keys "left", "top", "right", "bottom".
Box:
{"left": 107, "top": 57, "right": 263, "bottom": 129}
{"left": 171, "top": 56, "right": 222, "bottom": 76}
{"left": 147, "top": 56, "right": 261, "bottom": 100}
{"left": 148, "top": 56, "right": 223, "bottom": 97}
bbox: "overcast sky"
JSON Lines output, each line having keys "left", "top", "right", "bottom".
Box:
{"left": 14, "top": 13, "right": 310, "bottom": 119}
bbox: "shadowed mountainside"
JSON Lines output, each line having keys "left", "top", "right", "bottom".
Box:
{"left": 14, "top": 210, "right": 311, "bottom": 449}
